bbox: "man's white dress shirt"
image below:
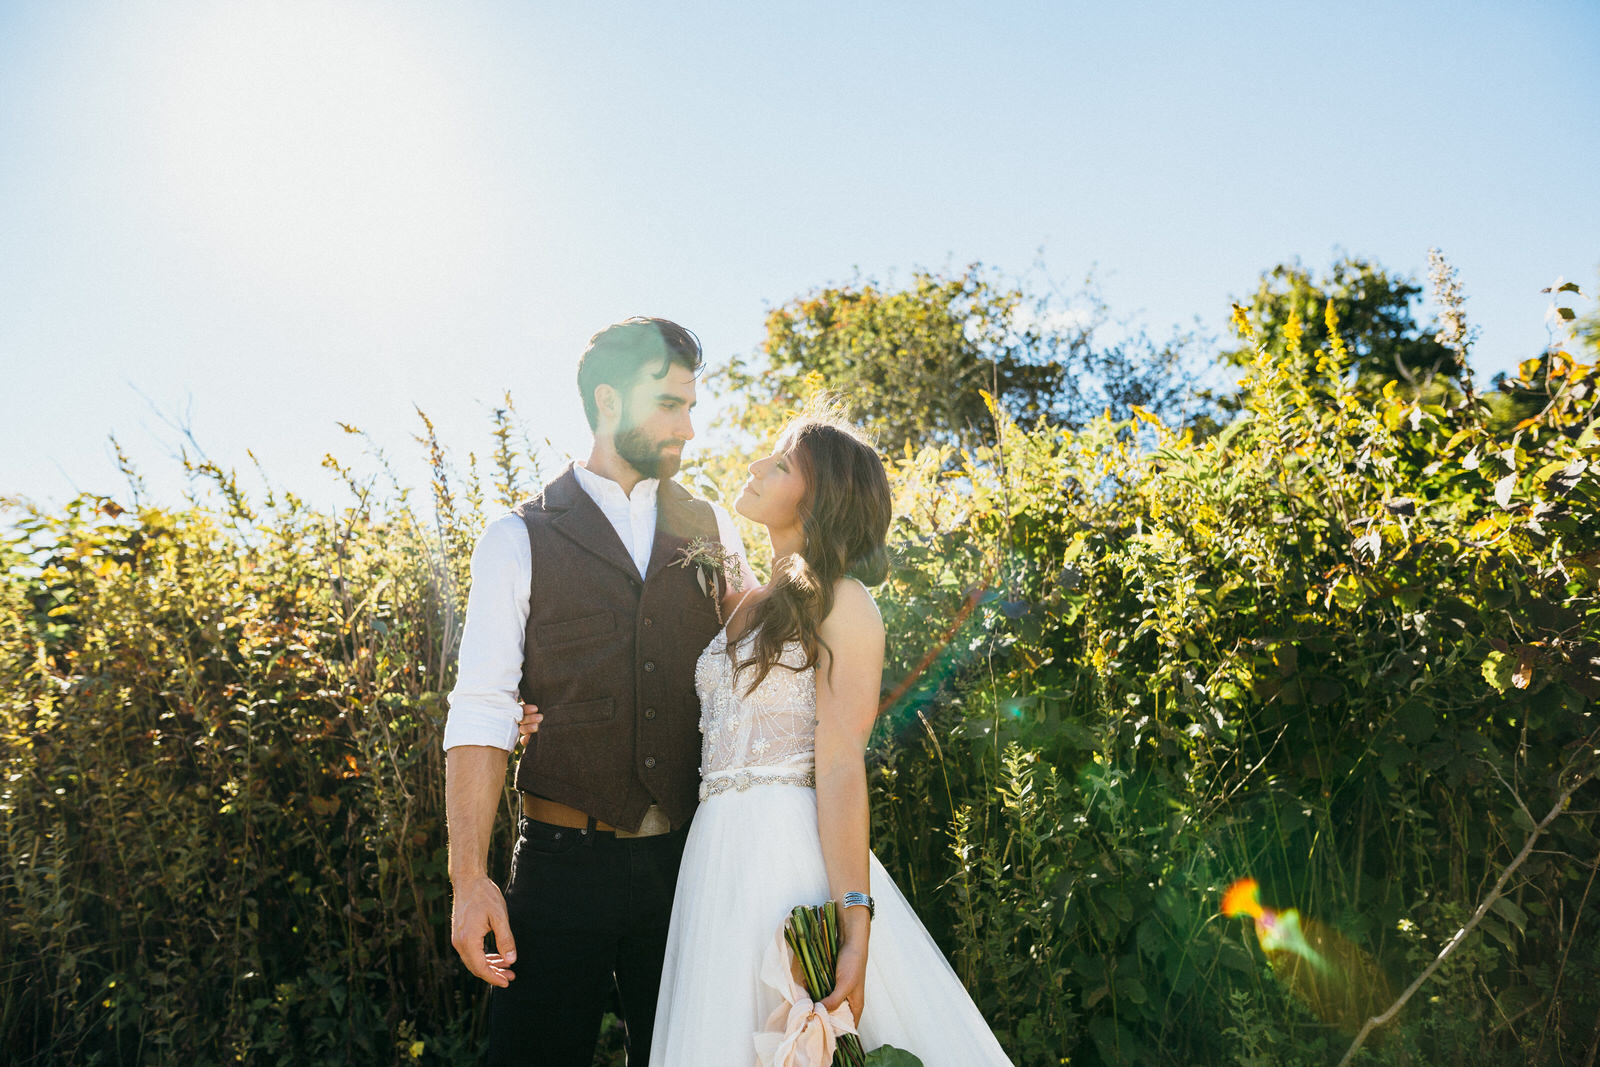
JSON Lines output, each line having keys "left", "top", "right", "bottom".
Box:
{"left": 443, "top": 463, "right": 756, "bottom": 752}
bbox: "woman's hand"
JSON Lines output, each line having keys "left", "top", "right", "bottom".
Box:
{"left": 516, "top": 703, "right": 542, "bottom": 743}
{"left": 821, "top": 938, "right": 867, "bottom": 1025}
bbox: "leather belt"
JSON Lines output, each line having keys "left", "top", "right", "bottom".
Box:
{"left": 520, "top": 794, "right": 671, "bottom": 838}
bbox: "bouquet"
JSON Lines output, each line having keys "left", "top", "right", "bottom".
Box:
{"left": 755, "top": 901, "right": 922, "bottom": 1067}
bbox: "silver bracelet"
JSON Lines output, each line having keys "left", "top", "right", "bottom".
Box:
{"left": 841, "top": 891, "right": 875, "bottom": 920}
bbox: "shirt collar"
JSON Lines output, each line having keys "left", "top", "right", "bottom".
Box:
{"left": 574, "top": 462, "right": 659, "bottom": 507}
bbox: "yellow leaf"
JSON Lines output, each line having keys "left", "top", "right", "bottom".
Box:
{"left": 1513, "top": 653, "right": 1534, "bottom": 690}
{"left": 1466, "top": 516, "right": 1502, "bottom": 539}
{"left": 1330, "top": 573, "right": 1364, "bottom": 611}
{"left": 1532, "top": 459, "right": 1570, "bottom": 484}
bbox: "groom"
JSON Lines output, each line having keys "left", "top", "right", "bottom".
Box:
{"left": 444, "top": 317, "right": 749, "bottom": 1066}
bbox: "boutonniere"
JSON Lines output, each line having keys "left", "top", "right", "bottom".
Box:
{"left": 675, "top": 537, "right": 744, "bottom": 624}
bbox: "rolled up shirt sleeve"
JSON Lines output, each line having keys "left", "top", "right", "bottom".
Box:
{"left": 443, "top": 514, "right": 532, "bottom": 752}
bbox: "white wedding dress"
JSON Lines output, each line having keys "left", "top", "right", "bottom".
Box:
{"left": 649, "top": 608, "right": 1014, "bottom": 1065}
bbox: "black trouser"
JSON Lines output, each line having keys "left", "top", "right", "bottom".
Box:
{"left": 486, "top": 815, "right": 689, "bottom": 1067}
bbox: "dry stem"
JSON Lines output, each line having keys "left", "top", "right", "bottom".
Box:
{"left": 1337, "top": 757, "right": 1597, "bottom": 1066}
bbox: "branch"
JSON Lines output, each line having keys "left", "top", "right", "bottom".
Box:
{"left": 1336, "top": 762, "right": 1596, "bottom": 1066}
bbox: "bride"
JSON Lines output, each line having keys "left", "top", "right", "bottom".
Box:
{"left": 523, "top": 411, "right": 1012, "bottom": 1065}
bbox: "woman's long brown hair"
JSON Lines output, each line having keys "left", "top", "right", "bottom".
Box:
{"left": 732, "top": 412, "right": 892, "bottom": 693}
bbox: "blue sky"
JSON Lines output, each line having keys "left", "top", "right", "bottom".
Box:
{"left": 3, "top": 0, "right": 1597, "bottom": 511}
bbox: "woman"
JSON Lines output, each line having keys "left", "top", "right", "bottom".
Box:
{"left": 522, "top": 412, "right": 1011, "bottom": 1064}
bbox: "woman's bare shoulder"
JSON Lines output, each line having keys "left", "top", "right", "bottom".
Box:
{"left": 821, "top": 577, "right": 885, "bottom": 640}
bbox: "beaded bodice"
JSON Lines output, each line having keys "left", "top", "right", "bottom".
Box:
{"left": 695, "top": 625, "right": 817, "bottom": 783}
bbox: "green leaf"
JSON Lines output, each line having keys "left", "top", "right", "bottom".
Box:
{"left": 1482, "top": 650, "right": 1513, "bottom": 693}
{"left": 863, "top": 1045, "right": 924, "bottom": 1067}
{"left": 1480, "top": 915, "right": 1516, "bottom": 950}
{"left": 1379, "top": 741, "right": 1412, "bottom": 784}
{"left": 1136, "top": 916, "right": 1166, "bottom": 961}
{"left": 1395, "top": 700, "right": 1437, "bottom": 741}
{"left": 1089, "top": 1016, "right": 1138, "bottom": 1066}
{"left": 1490, "top": 895, "right": 1528, "bottom": 933}
{"left": 1331, "top": 573, "right": 1364, "bottom": 610}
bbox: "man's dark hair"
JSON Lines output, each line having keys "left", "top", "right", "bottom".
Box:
{"left": 576, "top": 317, "right": 704, "bottom": 430}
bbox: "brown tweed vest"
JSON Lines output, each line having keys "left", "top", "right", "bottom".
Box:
{"left": 511, "top": 466, "right": 723, "bottom": 831}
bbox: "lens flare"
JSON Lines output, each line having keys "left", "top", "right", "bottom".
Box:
{"left": 1221, "top": 877, "right": 1262, "bottom": 920}
{"left": 1220, "top": 877, "right": 1392, "bottom": 1032}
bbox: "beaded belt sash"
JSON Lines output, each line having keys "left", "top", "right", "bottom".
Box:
{"left": 699, "top": 768, "right": 815, "bottom": 801}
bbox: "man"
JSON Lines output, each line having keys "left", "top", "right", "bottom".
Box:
{"left": 445, "top": 317, "right": 752, "bottom": 1065}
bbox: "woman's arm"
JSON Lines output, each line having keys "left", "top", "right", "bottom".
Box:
{"left": 813, "top": 579, "right": 886, "bottom": 1024}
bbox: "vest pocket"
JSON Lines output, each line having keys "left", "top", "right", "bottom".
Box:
{"left": 543, "top": 697, "right": 615, "bottom": 727}
{"left": 677, "top": 604, "right": 723, "bottom": 631}
{"left": 535, "top": 610, "right": 615, "bottom": 648}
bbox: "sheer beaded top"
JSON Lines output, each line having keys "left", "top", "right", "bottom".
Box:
{"left": 695, "top": 623, "right": 817, "bottom": 779}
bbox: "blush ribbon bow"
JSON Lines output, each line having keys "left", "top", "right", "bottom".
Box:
{"left": 753, "top": 927, "right": 859, "bottom": 1067}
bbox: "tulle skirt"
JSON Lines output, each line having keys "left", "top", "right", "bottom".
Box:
{"left": 649, "top": 780, "right": 1014, "bottom": 1065}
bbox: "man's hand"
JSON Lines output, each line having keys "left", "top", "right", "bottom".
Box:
{"left": 517, "top": 703, "right": 542, "bottom": 742}
{"left": 451, "top": 874, "right": 518, "bottom": 987}
{"left": 821, "top": 939, "right": 867, "bottom": 1025}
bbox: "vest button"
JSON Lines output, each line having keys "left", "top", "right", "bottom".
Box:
{"left": 644, "top": 756, "right": 657, "bottom": 769}
{"left": 642, "top": 616, "right": 653, "bottom": 628}
{"left": 644, "top": 707, "right": 657, "bottom": 719}
{"left": 643, "top": 660, "right": 656, "bottom": 672}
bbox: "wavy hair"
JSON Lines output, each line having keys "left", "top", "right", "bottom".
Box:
{"left": 575, "top": 317, "right": 703, "bottom": 431}
{"left": 733, "top": 410, "right": 892, "bottom": 693}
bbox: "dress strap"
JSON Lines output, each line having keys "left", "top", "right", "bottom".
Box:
{"left": 723, "top": 586, "right": 756, "bottom": 636}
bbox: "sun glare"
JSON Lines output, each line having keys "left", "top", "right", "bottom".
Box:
{"left": 152, "top": 3, "right": 488, "bottom": 309}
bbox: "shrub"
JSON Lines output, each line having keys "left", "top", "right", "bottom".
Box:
{"left": 3, "top": 295, "right": 1596, "bottom": 1065}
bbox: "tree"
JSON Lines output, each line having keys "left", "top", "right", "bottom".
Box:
{"left": 1222, "top": 256, "right": 1463, "bottom": 388}
{"left": 1483, "top": 275, "right": 1598, "bottom": 432}
{"left": 714, "top": 266, "right": 1202, "bottom": 457}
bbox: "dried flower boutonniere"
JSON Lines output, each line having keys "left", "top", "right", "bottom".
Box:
{"left": 675, "top": 537, "right": 745, "bottom": 624}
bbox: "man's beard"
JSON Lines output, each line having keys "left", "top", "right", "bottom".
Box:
{"left": 615, "top": 421, "right": 682, "bottom": 479}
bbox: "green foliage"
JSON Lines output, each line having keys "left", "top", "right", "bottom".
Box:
{"left": 1222, "top": 256, "right": 1464, "bottom": 388}
{"left": 867, "top": 295, "right": 1599, "bottom": 1063}
{"left": 0, "top": 422, "right": 508, "bottom": 1065}
{"left": 716, "top": 265, "right": 1201, "bottom": 456}
{"left": 4, "top": 271, "right": 1598, "bottom": 1066}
